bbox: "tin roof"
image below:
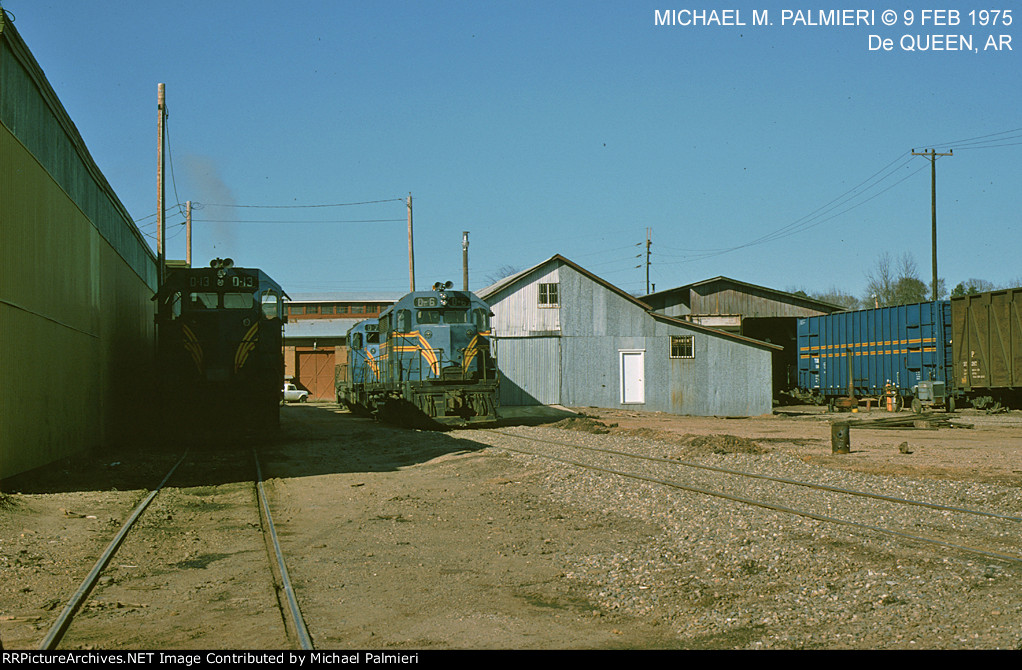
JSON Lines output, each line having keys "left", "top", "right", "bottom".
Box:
{"left": 643, "top": 276, "right": 845, "bottom": 312}
{"left": 283, "top": 317, "right": 364, "bottom": 338}
{"left": 287, "top": 292, "right": 402, "bottom": 303}
{"left": 478, "top": 255, "right": 781, "bottom": 351}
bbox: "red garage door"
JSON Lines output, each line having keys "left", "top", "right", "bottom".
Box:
{"left": 297, "top": 349, "right": 336, "bottom": 400}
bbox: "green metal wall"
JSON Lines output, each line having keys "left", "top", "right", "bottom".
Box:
{"left": 1, "top": 16, "right": 157, "bottom": 480}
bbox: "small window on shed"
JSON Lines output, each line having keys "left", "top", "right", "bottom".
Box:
{"left": 670, "top": 335, "right": 694, "bottom": 359}
{"left": 538, "top": 282, "right": 559, "bottom": 307}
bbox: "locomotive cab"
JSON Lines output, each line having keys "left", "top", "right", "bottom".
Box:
{"left": 370, "top": 282, "right": 499, "bottom": 427}
{"left": 155, "top": 259, "right": 286, "bottom": 435}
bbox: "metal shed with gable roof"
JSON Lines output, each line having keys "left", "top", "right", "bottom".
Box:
{"left": 478, "top": 256, "right": 780, "bottom": 417}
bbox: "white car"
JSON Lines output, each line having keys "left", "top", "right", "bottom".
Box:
{"left": 282, "top": 383, "right": 309, "bottom": 403}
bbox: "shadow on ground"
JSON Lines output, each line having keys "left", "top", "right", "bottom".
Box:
{"left": 0, "top": 403, "right": 578, "bottom": 496}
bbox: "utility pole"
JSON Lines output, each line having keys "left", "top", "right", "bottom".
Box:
{"left": 462, "top": 231, "right": 470, "bottom": 291}
{"left": 911, "top": 148, "right": 952, "bottom": 301}
{"left": 407, "top": 193, "right": 415, "bottom": 292}
{"left": 156, "top": 83, "right": 166, "bottom": 286}
{"left": 645, "top": 227, "right": 652, "bottom": 295}
{"left": 186, "top": 200, "right": 192, "bottom": 268}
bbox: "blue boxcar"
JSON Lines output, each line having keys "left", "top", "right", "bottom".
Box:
{"left": 797, "top": 300, "right": 953, "bottom": 410}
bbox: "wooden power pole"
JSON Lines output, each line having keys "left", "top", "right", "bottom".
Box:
{"left": 462, "top": 231, "right": 470, "bottom": 291}
{"left": 186, "top": 200, "right": 192, "bottom": 268}
{"left": 911, "top": 148, "right": 952, "bottom": 301}
{"left": 645, "top": 227, "right": 652, "bottom": 295}
{"left": 407, "top": 193, "right": 415, "bottom": 292}
{"left": 157, "top": 83, "right": 166, "bottom": 286}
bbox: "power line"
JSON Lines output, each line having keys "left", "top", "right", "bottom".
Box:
{"left": 192, "top": 218, "right": 405, "bottom": 224}
{"left": 193, "top": 198, "right": 405, "bottom": 209}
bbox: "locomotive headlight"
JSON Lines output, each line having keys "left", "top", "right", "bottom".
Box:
{"left": 439, "top": 291, "right": 448, "bottom": 305}
{"left": 425, "top": 330, "right": 433, "bottom": 339}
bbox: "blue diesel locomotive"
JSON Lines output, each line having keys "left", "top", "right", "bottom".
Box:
{"left": 338, "top": 318, "right": 381, "bottom": 415}
{"left": 155, "top": 258, "right": 286, "bottom": 433}
{"left": 344, "top": 282, "right": 498, "bottom": 427}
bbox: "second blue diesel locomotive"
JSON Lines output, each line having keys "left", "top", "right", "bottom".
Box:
{"left": 338, "top": 317, "right": 381, "bottom": 415}
{"left": 341, "top": 282, "right": 499, "bottom": 427}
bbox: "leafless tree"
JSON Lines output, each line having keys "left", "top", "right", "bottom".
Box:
{"left": 864, "top": 252, "right": 945, "bottom": 307}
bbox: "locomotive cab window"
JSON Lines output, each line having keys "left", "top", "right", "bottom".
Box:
{"left": 417, "top": 310, "right": 442, "bottom": 325}
{"left": 397, "top": 310, "right": 411, "bottom": 332}
{"left": 261, "top": 291, "right": 280, "bottom": 319}
{"left": 189, "top": 292, "right": 219, "bottom": 310}
{"left": 441, "top": 310, "right": 468, "bottom": 324}
{"left": 366, "top": 331, "right": 380, "bottom": 344}
{"left": 473, "top": 309, "right": 490, "bottom": 331}
{"left": 223, "top": 293, "right": 254, "bottom": 309}
{"left": 670, "top": 335, "right": 694, "bottom": 359}
{"left": 351, "top": 333, "right": 363, "bottom": 349}
{"left": 167, "top": 291, "right": 183, "bottom": 320}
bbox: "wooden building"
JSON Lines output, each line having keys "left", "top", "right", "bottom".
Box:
{"left": 643, "top": 277, "right": 844, "bottom": 396}
{"left": 478, "top": 257, "right": 780, "bottom": 416}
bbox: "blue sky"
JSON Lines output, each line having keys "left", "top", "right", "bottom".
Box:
{"left": 4, "top": 1, "right": 1019, "bottom": 297}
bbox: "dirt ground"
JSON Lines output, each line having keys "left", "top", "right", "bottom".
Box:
{"left": 0, "top": 403, "right": 1019, "bottom": 650}
{"left": 564, "top": 405, "right": 1022, "bottom": 487}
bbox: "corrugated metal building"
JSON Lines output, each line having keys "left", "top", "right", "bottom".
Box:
{"left": 478, "top": 256, "right": 779, "bottom": 416}
{"left": 643, "top": 277, "right": 844, "bottom": 395}
{"left": 1, "top": 14, "right": 157, "bottom": 480}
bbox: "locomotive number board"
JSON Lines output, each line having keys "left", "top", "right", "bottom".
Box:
{"left": 414, "top": 295, "right": 470, "bottom": 308}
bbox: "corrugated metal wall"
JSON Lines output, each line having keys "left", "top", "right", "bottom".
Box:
{"left": 494, "top": 337, "right": 560, "bottom": 405}
{"left": 487, "top": 260, "right": 774, "bottom": 416}
{"left": 1, "top": 18, "right": 157, "bottom": 480}
{"left": 488, "top": 267, "right": 561, "bottom": 335}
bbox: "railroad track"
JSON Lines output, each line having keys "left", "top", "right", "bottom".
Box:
{"left": 473, "top": 427, "right": 1022, "bottom": 566}
{"left": 37, "top": 449, "right": 312, "bottom": 650}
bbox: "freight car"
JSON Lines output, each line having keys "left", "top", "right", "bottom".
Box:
{"left": 338, "top": 318, "right": 381, "bottom": 415}
{"left": 797, "top": 300, "right": 953, "bottom": 412}
{"left": 796, "top": 290, "right": 1022, "bottom": 411}
{"left": 155, "top": 258, "right": 286, "bottom": 433}
{"left": 346, "top": 281, "right": 498, "bottom": 427}
{"left": 951, "top": 287, "right": 1022, "bottom": 409}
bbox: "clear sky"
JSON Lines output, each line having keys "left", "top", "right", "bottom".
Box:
{"left": 4, "top": 1, "right": 1019, "bottom": 298}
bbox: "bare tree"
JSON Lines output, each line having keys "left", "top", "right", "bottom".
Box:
{"left": 484, "top": 264, "right": 521, "bottom": 285}
{"left": 864, "top": 252, "right": 945, "bottom": 307}
{"left": 811, "top": 288, "right": 862, "bottom": 311}
{"left": 951, "top": 278, "right": 996, "bottom": 297}
{"left": 863, "top": 252, "right": 897, "bottom": 307}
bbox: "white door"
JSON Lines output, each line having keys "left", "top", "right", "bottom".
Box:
{"left": 620, "top": 350, "right": 645, "bottom": 404}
